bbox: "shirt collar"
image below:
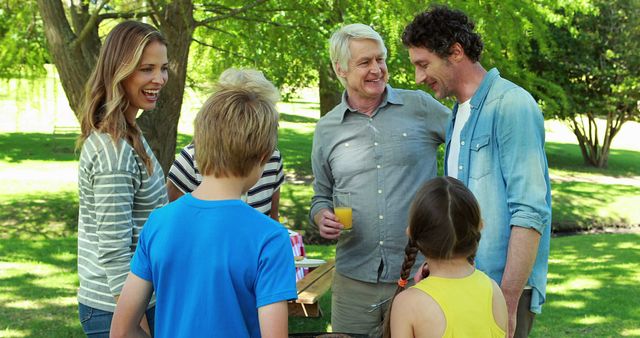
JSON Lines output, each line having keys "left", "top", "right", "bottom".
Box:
{"left": 338, "top": 85, "right": 403, "bottom": 123}
{"left": 453, "top": 68, "right": 500, "bottom": 116}
{"left": 469, "top": 68, "right": 500, "bottom": 109}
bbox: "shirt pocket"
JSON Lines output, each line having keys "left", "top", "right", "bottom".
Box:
{"left": 388, "top": 129, "right": 423, "bottom": 167}
{"left": 330, "top": 140, "right": 372, "bottom": 179}
{"left": 469, "top": 134, "right": 492, "bottom": 179}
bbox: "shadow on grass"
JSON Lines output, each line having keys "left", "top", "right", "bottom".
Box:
{"left": 0, "top": 237, "right": 83, "bottom": 337}
{"left": 279, "top": 126, "right": 314, "bottom": 179}
{"left": 0, "top": 133, "right": 79, "bottom": 162}
{"left": 551, "top": 181, "right": 639, "bottom": 231}
{"left": 0, "top": 132, "right": 199, "bottom": 162}
{"left": 547, "top": 142, "right": 640, "bottom": 177}
{"left": 280, "top": 113, "right": 318, "bottom": 124}
{"left": 282, "top": 100, "right": 321, "bottom": 111}
{"left": 532, "top": 234, "right": 640, "bottom": 337}
{"left": 0, "top": 191, "right": 78, "bottom": 239}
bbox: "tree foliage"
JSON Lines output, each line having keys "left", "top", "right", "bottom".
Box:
{"left": 6, "top": 0, "right": 635, "bottom": 171}
{"left": 530, "top": 0, "right": 640, "bottom": 167}
{"left": 0, "top": 0, "right": 48, "bottom": 78}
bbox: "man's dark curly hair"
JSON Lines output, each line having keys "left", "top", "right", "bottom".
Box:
{"left": 402, "top": 5, "right": 483, "bottom": 62}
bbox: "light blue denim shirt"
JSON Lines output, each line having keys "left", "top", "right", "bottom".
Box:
{"left": 445, "top": 68, "right": 552, "bottom": 313}
{"left": 311, "top": 85, "right": 451, "bottom": 283}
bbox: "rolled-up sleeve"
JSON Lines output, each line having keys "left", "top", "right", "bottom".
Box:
{"left": 497, "top": 89, "right": 551, "bottom": 234}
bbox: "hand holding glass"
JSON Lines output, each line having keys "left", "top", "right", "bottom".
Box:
{"left": 333, "top": 192, "right": 352, "bottom": 231}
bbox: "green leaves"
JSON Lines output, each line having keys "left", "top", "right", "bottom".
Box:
{"left": 0, "top": 0, "right": 49, "bottom": 78}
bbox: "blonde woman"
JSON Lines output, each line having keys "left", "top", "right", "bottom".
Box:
{"left": 76, "top": 21, "right": 169, "bottom": 337}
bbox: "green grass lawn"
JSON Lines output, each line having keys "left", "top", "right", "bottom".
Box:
{"left": 1, "top": 96, "right": 640, "bottom": 336}
{"left": 1, "top": 235, "right": 638, "bottom": 337}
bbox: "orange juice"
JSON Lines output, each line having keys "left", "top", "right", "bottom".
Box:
{"left": 334, "top": 207, "right": 352, "bottom": 230}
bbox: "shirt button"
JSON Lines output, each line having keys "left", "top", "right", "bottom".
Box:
{"left": 376, "top": 165, "right": 381, "bottom": 169}
{"left": 461, "top": 141, "right": 465, "bottom": 146}
{"left": 378, "top": 189, "right": 382, "bottom": 194}
{"left": 379, "top": 215, "right": 384, "bottom": 220}
{"left": 374, "top": 142, "right": 378, "bottom": 146}
{"left": 379, "top": 241, "right": 384, "bottom": 246}
{"left": 459, "top": 165, "right": 464, "bottom": 170}
{"left": 345, "top": 143, "right": 349, "bottom": 147}
{"left": 402, "top": 132, "right": 407, "bottom": 137}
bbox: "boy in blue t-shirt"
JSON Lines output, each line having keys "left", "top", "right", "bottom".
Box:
{"left": 111, "top": 68, "right": 297, "bottom": 338}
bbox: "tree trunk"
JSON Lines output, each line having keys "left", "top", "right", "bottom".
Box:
{"left": 37, "top": 0, "right": 100, "bottom": 117}
{"left": 38, "top": 0, "right": 195, "bottom": 175}
{"left": 569, "top": 111, "right": 628, "bottom": 168}
{"left": 138, "top": 0, "right": 195, "bottom": 175}
{"left": 318, "top": 60, "right": 342, "bottom": 116}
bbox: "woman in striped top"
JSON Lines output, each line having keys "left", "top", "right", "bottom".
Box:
{"left": 76, "top": 21, "right": 169, "bottom": 337}
{"left": 167, "top": 144, "right": 284, "bottom": 220}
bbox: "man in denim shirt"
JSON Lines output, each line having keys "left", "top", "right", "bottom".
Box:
{"left": 402, "top": 6, "right": 551, "bottom": 338}
{"left": 310, "top": 24, "right": 450, "bottom": 335}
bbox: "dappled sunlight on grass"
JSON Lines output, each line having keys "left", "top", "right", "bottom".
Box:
{"left": 553, "top": 300, "right": 586, "bottom": 310}
{"left": 0, "top": 237, "right": 82, "bottom": 337}
{"left": 0, "top": 328, "right": 29, "bottom": 338}
{"left": 0, "top": 191, "right": 78, "bottom": 239}
{"left": 622, "top": 328, "right": 640, "bottom": 336}
{"left": 279, "top": 184, "right": 316, "bottom": 238}
{"left": 532, "top": 233, "right": 640, "bottom": 337}
{"left": 548, "top": 277, "right": 602, "bottom": 294}
{"left": 575, "top": 315, "right": 608, "bottom": 325}
{"left": 616, "top": 241, "right": 640, "bottom": 250}
{"left": 551, "top": 181, "right": 640, "bottom": 231}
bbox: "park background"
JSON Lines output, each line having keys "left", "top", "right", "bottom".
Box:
{"left": 1, "top": 1, "right": 639, "bottom": 337}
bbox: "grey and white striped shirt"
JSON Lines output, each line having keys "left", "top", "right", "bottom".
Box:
{"left": 77, "top": 132, "right": 167, "bottom": 312}
{"left": 167, "top": 143, "right": 284, "bottom": 216}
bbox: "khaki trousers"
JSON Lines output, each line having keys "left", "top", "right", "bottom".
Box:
{"left": 515, "top": 289, "right": 536, "bottom": 338}
{"left": 330, "top": 271, "right": 397, "bottom": 337}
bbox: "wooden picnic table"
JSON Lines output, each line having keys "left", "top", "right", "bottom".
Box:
{"left": 288, "top": 259, "right": 335, "bottom": 317}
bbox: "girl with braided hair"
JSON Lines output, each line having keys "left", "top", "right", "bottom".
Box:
{"left": 383, "top": 177, "right": 507, "bottom": 337}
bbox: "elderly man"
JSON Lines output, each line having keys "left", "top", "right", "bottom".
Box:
{"left": 310, "top": 23, "right": 450, "bottom": 335}
{"left": 402, "top": 6, "right": 552, "bottom": 338}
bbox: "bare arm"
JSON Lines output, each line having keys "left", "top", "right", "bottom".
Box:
{"left": 111, "top": 273, "right": 154, "bottom": 338}
{"left": 313, "top": 208, "right": 344, "bottom": 240}
{"left": 389, "top": 292, "right": 416, "bottom": 338}
{"left": 112, "top": 295, "right": 151, "bottom": 337}
{"left": 500, "top": 226, "right": 540, "bottom": 338}
{"left": 269, "top": 188, "right": 280, "bottom": 221}
{"left": 166, "top": 180, "right": 185, "bottom": 202}
{"left": 491, "top": 279, "right": 508, "bottom": 336}
{"left": 258, "top": 301, "right": 288, "bottom": 338}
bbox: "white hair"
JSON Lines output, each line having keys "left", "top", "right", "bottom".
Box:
{"left": 216, "top": 68, "right": 280, "bottom": 104}
{"left": 329, "top": 23, "right": 388, "bottom": 87}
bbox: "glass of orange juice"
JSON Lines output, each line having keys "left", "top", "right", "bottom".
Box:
{"left": 333, "top": 192, "right": 352, "bottom": 231}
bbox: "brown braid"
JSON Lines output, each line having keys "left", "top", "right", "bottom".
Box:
{"left": 382, "top": 239, "right": 419, "bottom": 338}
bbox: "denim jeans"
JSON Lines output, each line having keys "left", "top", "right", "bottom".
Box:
{"left": 78, "top": 303, "right": 155, "bottom": 337}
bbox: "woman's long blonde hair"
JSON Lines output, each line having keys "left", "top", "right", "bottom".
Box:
{"left": 78, "top": 21, "right": 167, "bottom": 174}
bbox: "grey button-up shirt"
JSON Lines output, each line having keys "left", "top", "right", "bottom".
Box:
{"left": 310, "top": 85, "right": 451, "bottom": 283}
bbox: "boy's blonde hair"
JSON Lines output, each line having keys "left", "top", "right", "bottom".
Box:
{"left": 194, "top": 68, "right": 280, "bottom": 178}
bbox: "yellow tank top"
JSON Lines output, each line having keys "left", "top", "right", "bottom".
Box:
{"left": 411, "top": 269, "right": 505, "bottom": 338}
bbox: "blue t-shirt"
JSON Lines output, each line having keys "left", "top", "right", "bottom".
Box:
{"left": 131, "top": 194, "right": 298, "bottom": 338}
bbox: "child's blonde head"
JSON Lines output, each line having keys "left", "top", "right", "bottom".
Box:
{"left": 194, "top": 68, "right": 279, "bottom": 178}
